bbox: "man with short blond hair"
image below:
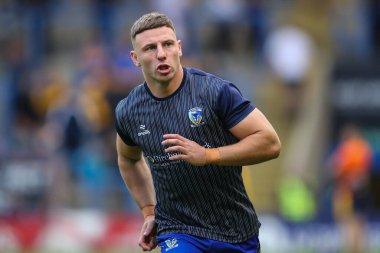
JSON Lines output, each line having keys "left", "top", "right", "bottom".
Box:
{"left": 115, "top": 12, "right": 281, "bottom": 253}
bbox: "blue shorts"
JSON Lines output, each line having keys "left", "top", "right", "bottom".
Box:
{"left": 157, "top": 233, "right": 260, "bottom": 253}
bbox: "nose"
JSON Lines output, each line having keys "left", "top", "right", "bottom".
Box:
{"left": 157, "top": 44, "right": 166, "bottom": 61}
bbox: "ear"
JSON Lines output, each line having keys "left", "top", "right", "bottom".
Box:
{"left": 130, "top": 50, "right": 141, "bottom": 67}
{"left": 178, "top": 40, "right": 183, "bottom": 57}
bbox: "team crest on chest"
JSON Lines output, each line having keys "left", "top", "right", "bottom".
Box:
{"left": 188, "top": 107, "right": 205, "bottom": 127}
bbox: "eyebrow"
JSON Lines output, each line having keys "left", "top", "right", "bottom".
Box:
{"left": 142, "top": 43, "right": 155, "bottom": 50}
{"left": 141, "top": 39, "right": 175, "bottom": 50}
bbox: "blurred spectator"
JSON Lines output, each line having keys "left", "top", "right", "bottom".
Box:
{"left": 28, "top": 68, "right": 69, "bottom": 119}
{"left": 329, "top": 124, "right": 373, "bottom": 253}
{"left": 200, "top": 0, "right": 249, "bottom": 54}
{"left": 75, "top": 35, "right": 113, "bottom": 134}
{"left": 264, "top": 25, "right": 315, "bottom": 119}
{"left": 330, "top": 0, "right": 372, "bottom": 59}
{"left": 245, "top": 0, "right": 268, "bottom": 56}
{"left": 278, "top": 176, "right": 316, "bottom": 223}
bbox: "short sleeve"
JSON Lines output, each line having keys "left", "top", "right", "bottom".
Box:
{"left": 215, "top": 83, "right": 255, "bottom": 129}
{"left": 115, "top": 101, "right": 137, "bottom": 146}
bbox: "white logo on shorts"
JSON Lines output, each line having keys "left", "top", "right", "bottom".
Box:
{"left": 165, "top": 238, "right": 179, "bottom": 251}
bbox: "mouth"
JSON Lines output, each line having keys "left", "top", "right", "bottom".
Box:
{"left": 156, "top": 64, "right": 171, "bottom": 74}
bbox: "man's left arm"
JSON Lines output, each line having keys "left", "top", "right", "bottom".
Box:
{"left": 217, "top": 108, "right": 281, "bottom": 165}
{"left": 162, "top": 108, "right": 281, "bottom": 166}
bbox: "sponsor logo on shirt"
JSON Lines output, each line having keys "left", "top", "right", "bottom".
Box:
{"left": 188, "top": 107, "right": 205, "bottom": 127}
{"left": 138, "top": 124, "right": 150, "bottom": 136}
{"left": 146, "top": 153, "right": 183, "bottom": 167}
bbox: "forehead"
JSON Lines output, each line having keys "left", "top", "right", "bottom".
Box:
{"left": 134, "top": 26, "right": 177, "bottom": 47}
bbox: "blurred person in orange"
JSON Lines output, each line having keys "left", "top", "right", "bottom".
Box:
{"left": 330, "top": 123, "right": 373, "bottom": 253}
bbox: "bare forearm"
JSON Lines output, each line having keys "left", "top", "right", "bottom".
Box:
{"left": 216, "top": 131, "right": 281, "bottom": 166}
{"left": 214, "top": 108, "right": 281, "bottom": 166}
{"left": 118, "top": 157, "right": 155, "bottom": 209}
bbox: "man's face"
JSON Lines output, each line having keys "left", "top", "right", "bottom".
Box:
{"left": 131, "top": 26, "right": 182, "bottom": 85}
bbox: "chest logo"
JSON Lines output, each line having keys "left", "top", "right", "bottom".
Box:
{"left": 188, "top": 107, "right": 205, "bottom": 127}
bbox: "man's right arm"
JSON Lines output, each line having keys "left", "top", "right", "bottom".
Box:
{"left": 116, "top": 134, "right": 157, "bottom": 251}
{"left": 116, "top": 134, "right": 155, "bottom": 211}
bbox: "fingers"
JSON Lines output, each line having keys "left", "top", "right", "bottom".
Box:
{"left": 163, "top": 134, "right": 185, "bottom": 141}
{"left": 162, "top": 134, "right": 187, "bottom": 155}
{"left": 138, "top": 218, "right": 157, "bottom": 251}
{"left": 162, "top": 134, "right": 188, "bottom": 158}
{"left": 164, "top": 145, "right": 186, "bottom": 154}
{"left": 162, "top": 134, "right": 185, "bottom": 146}
{"left": 139, "top": 233, "right": 157, "bottom": 251}
{"left": 168, "top": 153, "right": 186, "bottom": 161}
{"left": 161, "top": 134, "right": 206, "bottom": 166}
{"left": 145, "top": 237, "right": 157, "bottom": 251}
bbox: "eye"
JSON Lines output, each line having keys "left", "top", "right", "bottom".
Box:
{"left": 164, "top": 41, "right": 173, "bottom": 47}
{"left": 144, "top": 45, "right": 156, "bottom": 51}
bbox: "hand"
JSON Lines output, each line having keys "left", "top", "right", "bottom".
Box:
{"left": 138, "top": 215, "right": 157, "bottom": 251}
{"left": 162, "top": 134, "right": 206, "bottom": 166}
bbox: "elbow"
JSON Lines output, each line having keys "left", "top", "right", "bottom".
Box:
{"left": 271, "top": 136, "right": 281, "bottom": 159}
{"left": 269, "top": 135, "right": 281, "bottom": 159}
{"left": 272, "top": 139, "right": 281, "bottom": 159}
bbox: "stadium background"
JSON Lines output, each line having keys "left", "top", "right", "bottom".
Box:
{"left": 0, "top": 0, "right": 379, "bottom": 252}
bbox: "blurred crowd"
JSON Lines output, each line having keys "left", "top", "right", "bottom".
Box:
{"left": 0, "top": 0, "right": 380, "bottom": 227}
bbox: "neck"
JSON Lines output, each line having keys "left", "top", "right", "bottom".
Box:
{"left": 146, "top": 67, "right": 184, "bottom": 98}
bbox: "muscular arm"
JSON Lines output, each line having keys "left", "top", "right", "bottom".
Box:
{"left": 218, "top": 108, "right": 281, "bottom": 166}
{"left": 116, "top": 134, "right": 155, "bottom": 209}
{"left": 163, "top": 108, "right": 281, "bottom": 166}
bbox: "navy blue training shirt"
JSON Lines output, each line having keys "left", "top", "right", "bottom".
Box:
{"left": 115, "top": 67, "right": 260, "bottom": 243}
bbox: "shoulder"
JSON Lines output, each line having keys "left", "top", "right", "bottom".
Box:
{"left": 115, "top": 83, "right": 145, "bottom": 116}
{"left": 187, "top": 67, "right": 210, "bottom": 77}
{"left": 186, "top": 67, "right": 229, "bottom": 92}
{"left": 126, "top": 83, "right": 146, "bottom": 100}
{"left": 187, "top": 67, "right": 225, "bottom": 82}
{"left": 117, "top": 83, "right": 145, "bottom": 106}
